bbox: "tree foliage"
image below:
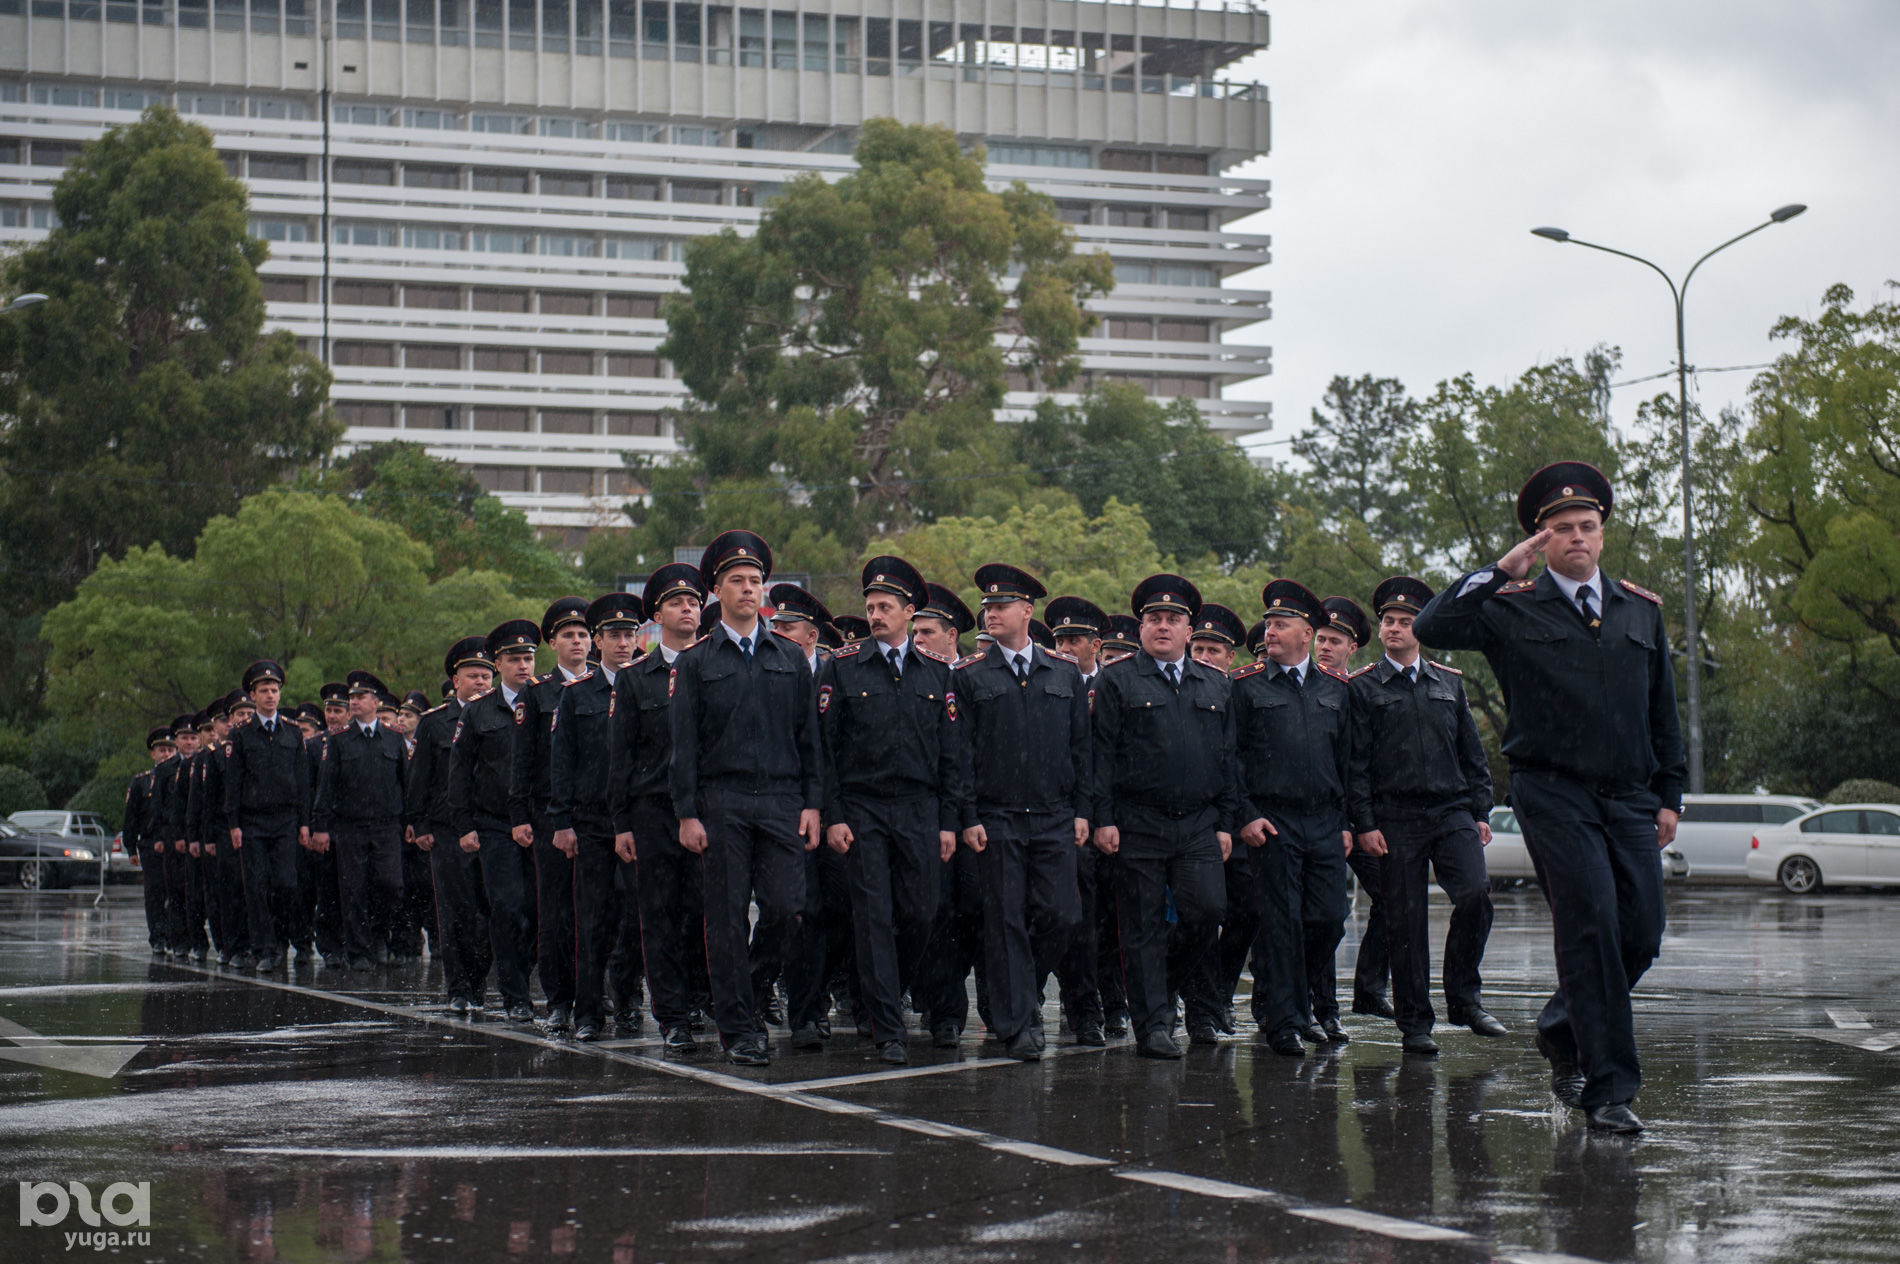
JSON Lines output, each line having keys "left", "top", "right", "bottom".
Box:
{"left": 1292, "top": 374, "right": 1423, "bottom": 541}
{"left": 0, "top": 105, "right": 338, "bottom": 611}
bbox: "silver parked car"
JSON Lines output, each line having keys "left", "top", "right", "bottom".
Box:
{"left": 1670, "top": 794, "right": 1821, "bottom": 879}
{"left": 1745, "top": 804, "right": 1900, "bottom": 894}
{"left": 1486, "top": 807, "right": 1689, "bottom": 889}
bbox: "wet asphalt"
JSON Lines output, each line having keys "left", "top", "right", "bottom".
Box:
{"left": 1, "top": 884, "right": 1898, "bottom": 1263}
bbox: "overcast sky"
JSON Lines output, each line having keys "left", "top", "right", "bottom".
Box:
{"left": 1221, "top": 1, "right": 1900, "bottom": 458}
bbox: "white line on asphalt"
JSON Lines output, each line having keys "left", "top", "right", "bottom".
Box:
{"left": 983, "top": 1140, "right": 1112, "bottom": 1167}
{"left": 1289, "top": 1205, "right": 1472, "bottom": 1242}
{"left": 1827, "top": 1007, "right": 1873, "bottom": 1029}
{"left": 228, "top": 1144, "right": 887, "bottom": 1159}
{"left": 792, "top": 1058, "right": 1020, "bottom": 1090}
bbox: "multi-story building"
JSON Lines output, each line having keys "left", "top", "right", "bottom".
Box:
{"left": 1, "top": 0, "right": 1271, "bottom": 549}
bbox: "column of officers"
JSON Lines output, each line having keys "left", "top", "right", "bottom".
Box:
{"left": 120, "top": 530, "right": 1512, "bottom": 1067}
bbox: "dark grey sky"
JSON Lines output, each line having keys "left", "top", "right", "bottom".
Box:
{"left": 1223, "top": 1, "right": 1900, "bottom": 453}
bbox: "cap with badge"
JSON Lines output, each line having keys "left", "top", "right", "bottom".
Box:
{"left": 170, "top": 713, "right": 197, "bottom": 739}
{"left": 295, "top": 702, "right": 325, "bottom": 725}
{"left": 699, "top": 529, "right": 773, "bottom": 583}
{"left": 225, "top": 687, "right": 253, "bottom": 715}
{"left": 400, "top": 690, "right": 430, "bottom": 716}
{"left": 1131, "top": 573, "right": 1202, "bottom": 621}
{"left": 1245, "top": 618, "right": 1267, "bottom": 659}
{"left": 860, "top": 555, "right": 928, "bottom": 608}
{"left": 376, "top": 692, "right": 402, "bottom": 715}
{"left": 768, "top": 583, "right": 833, "bottom": 628}
{"left": 1028, "top": 619, "right": 1056, "bottom": 651}
{"left": 973, "top": 563, "right": 1046, "bottom": 606}
{"left": 445, "top": 635, "right": 494, "bottom": 679}
{"left": 241, "top": 659, "right": 285, "bottom": 692}
{"left": 832, "top": 615, "right": 871, "bottom": 643}
{"left": 697, "top": 600, "right": 723, "bottom": 638}
{"left": 486, "top": 619, "right": 541, "bottom": 659}
{"left": 319, "top": 681, "right": 348, "bottom": 707}
{"left": 1103, "top": 614, "right": 1141, "bottom": 655}
{"left": 1260, "top": 578, "right": 1325, "bottom": 631}
{"left": 542, "top": 596, "right": 591, "bottom": 641}
{"left": 1516, "top": 460, "right": 1614, "bottom": 535}
{"left": 1190, "top": 602, "right": 1246, "bottom": 647}
{"left": 146, "top": 725, "right": 175, "bottom": 750}
{"left": 919, "top": 583, "right": 977, "bottom": 636}
{"left": 644, "top": 562, "right": 704, "bottom": 612}
{"left": 203, "top": 694, "right": 230, "bottom": 723}
{"left": 347, "top": 670, "right": 389, "bottom": 697}
{"left": 1045, "top": 595, "right": 1109, "bottom": 639}
{"left": 1371, "top": 576, "right": 1435, "bottom": 617}
{"left": 587, "top": 592, "right": 644, "bottom": 631}
{"left": 1319, "top": 596, "right": 1371, "bottom": 647}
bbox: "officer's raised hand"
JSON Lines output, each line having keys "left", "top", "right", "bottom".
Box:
{"left": 1497, "top": 528, "right": 1555, "bottom": 580}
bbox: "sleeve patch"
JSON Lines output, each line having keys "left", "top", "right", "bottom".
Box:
{"left": 1456, "top": 569, "right": 1496, "bottom": 598}
{"left": 667, "top": 667, "right": 678, "bottom": 699}
{"left": 944, "top": 690, "right": 958, "bottom": 721}
{"left": 818, "top": 684, "right": 833, "bottom": 714}
{"left": 513, "top": 701, "right": 527, "bottom": 725}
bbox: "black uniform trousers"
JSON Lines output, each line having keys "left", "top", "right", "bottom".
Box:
{"left": 333, "top": 821, "right": 402, "bottom": 963}
{"left": 626, "top": 796, "right": 700, "bottom": 1033}
{"left": 237, "top": 812, "right": 304, "bottom": 959}
{"left": 605, "top": 884, "right": 645, "bottom": 1013}
{"left": 916, "top": 847, "right": 987, "bottom": 1034}
{"left": 215, "top": 843, "right": 248, "bottom": 960}
{"left": 699, "top": 787, "right": 807, "bottom": 1045}
{"left": 783, "top": 844, "right": 853, "bottom": 1031}
{"left": 1094, "top": 852, "right": 1127, "bottom": 1022}
{"left": 571, "top": 826, "right": 631, "bottom": 1028}
{"left": 165, "top": 845, "right": 207, "bottom": 955}
{"left": 427, "top": 821, "right": 492, "bottom": 1004}
{"left": 838, "top": 793, "right": 940, "bottom": 1046}
{"left": 309, "top": 847, "right": 343, "bottom": 957}
{"left": 1054, "top": 844, "right": 1102, "bottom": 1028}
{"left": 1191, "top": 846, "right": 1258, "bottom": 1024}
{"left": 477, "top": 825, "right": 538, "bottom": 1009}
{"left": 137, "top": 843, "right": 169, "bottom": 949}
{"left": 1114, "top": 804, "right": 1226, "bottom": 1040}
{"left": 1251, "top": 805, "right": 1350, "bottom": 1039}
{"left": 532, "top": 820, "right": 575, "bottom": 1009}
{"left": 1376, "top": 805, "right": 1493, "bottom": 1035}
{"left": 391, "top": 839, "right": 434, "bottom": 956}
{"left": 976, "top": 809, "right": 1080, "bottom": 1042}
{"left": 1512, "top": 769, "right": 1665, "bottom": 1109}
{"left": 1346, "top": 850, "right": 1391, "bottom": 1007}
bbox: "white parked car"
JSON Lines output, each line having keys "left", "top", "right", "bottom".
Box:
{"left": 1671, "top": 794, "right": 1821, "bottom": 878}
{"left": 1744, "top": 803, "right": 1900, "bottom": 894}
{"left": 1485, "top": 807, "right": 1690, "bottom": 888}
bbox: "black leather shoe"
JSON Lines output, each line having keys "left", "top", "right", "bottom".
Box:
{"left": 664, "top": 1025, "right": 697, "bottom": 1055}
{"left": 1299, "top": 1022, "right": 1328, "bottom": 1045}
{"left": 546, "top": 1004, "right": 574, "bottom": 1032}
{"left": 574, "top": 1022, "right": 602, "bottom": 1042}
{"left": 1138, "top": 1030, "right": 1184, "bottom": 1059}
{"left": 1351, "top": 992, "right": 1396, "bottom": 1019}
{"left": 350, "top": 956, "right": 374, "bottom": 973}
{"left": 1454, "top": 1008, "right": 1509, "bottom": 1037}
{"left": 616, "top": 1008, "right": 645, "bottom": 1036}
{"left": 1104, "top": 1011, "right": 1130, "bottom": 1039}
{"left": 1401, "top": 1032, "right": 1440, "bottom": 1056}
{"left": 1320, "top": 1017, "right": 1350, "bottom": 1045}
{"left": 878, "top": 1040, "right": 909, "bottom": 1065}
{"left": 1075, "top": 1019, "right": 1106, "bottom": 1047}
{"left": 1266, "top": 1031, "right": 1305, "bottom": 1057}
{"left": 1215, "top": 1006, "right": 1238, "bottom": 1036}
{"left": 447, "top": 996, "right": 469, "bottom": 1015}
{"left": 506, "top": 1002, "right": 535, "bottom": 1024}
{"left": 791, "top": 1021, "right": 825, "bottom": 1050}
{"left": 1536, "top": 1031, "right": 1586, "bottom": 1108}
{"left": 1586, "top": 1102, "right": 1644, "bottom": 1134}
{"left": 727, "top": 1038, "right": 770, "bottom": 1067}
{"left": 855, "top": 1014, "right": 875, "bottom": 1040}
{"left": 1186, "top": 1017, "right": 1222, "bottom": 1046}
{"left": 687, "top": 1009, "right": 708, "bottom": 1033}
{"left": 1029, "top": 1024, "right": 1047, "bottom": 1052}
{"left": 930, "top": 1022, "right": 959, "bottom": 1049}
{"left": 758, "top": 995, "right": 785, "bottom": 1027}
{"left": 1004, "top": 1030, "right": 1041, "bottom": 1061}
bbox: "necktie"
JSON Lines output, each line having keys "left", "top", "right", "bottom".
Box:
{"left": 1578, "top": 586, "right": 1600, "bottom": 630}
{"left": 888, "top": 647, "right": 903, "bottom": 679}
{"left": 1287, "top": 666, "right": 1302, "bottom": 689}
{"left": 1015, "top": 654, "right": 1029, "bottom": 685}
{"left": 1404, "top": 664, "right": 1417, "bottom": 684}
{"left": 264, "top": 719, "right": 274, "bottom": 734}
{"left": 739, "top": 635, "right": 753, "bottom": 661}
{"left": 1164, "top": 662, "right": 1180, "bottom": 688}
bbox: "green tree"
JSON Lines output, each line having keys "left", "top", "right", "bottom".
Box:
{"left": 0, "top": 105, "right": 338, "bottom": 612}
{"left": 1291, "top": 374, "right": 1423, "bottom": 544}
{"left": 0, "top": 766, "right": 47, "bottom": 818}
{"left": 637, "top": 119, "right": 1113, "bottom": 574}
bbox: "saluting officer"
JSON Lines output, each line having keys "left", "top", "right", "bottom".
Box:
{"left": 224, "top": 661, "right": 313, "bottom": 973}
{"left": 449, "top": 620, "right": 544, "bottom": 1024}
{"left": 409, "top": 636, "right": 494, "bottom": 1014}
{"left": 511, "top": 596, "right": 593, "bottom": 1032}
{"left": 1090, "top": 576, "right": 1239, "bottom": 1059}
{"left": 312, "top": 671, "right": 409, "bottom": 971}
{"left": 669, "top": 531, "right": 825, "bottom": 1067}
{"left": 1233, "top": 580, "right": 1355, "bottom": 1056}
{"left": 126, "top": 726, "right": 175, "bottom": 956}
{"left": 609, "top": 563, "right": 707, "bottom": 1055}
{"left": 815, "top": 557, "right": 971, "bottom": 1065}
{"left": 1043, "top": 595, "right": 1112, "bottom": 1047}
{"left": 1414, "top": 461, "right": 1683, "bottom": 1134}
{"left": 956, "top": 564, "right": 1091, "bottom": 1062}
{"left": 550, "top": 592, "right": 645, "bottom": 1042}
{"left": 1313, "top": 595, "right": 1390, "bottom": 1026}
{"left": 1349, "top": 576, "right": 1501, "bottom": 1056}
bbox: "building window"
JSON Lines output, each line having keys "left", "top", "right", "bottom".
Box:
{"left": 1107, "top": 318, "right": 1154, "bottom": 340}
{"left": 539, "top": 233, "right": 597, "bottom": 258}
{"left": 669, "top": 181, "right": 722, "bottom": 204}
{"left": 472, "top": 348, "right": 531, "bottom": 373}
{"left": 249, "top": 154, "right": 306, "bottom": 181}
{"left": 30, "top": 143, "right": 83, "bottom": 168}
{"left": 403, "top": 226, "right": 464, "bottom": 251}
{"left": 540, "top": 469, "right": 596, "bottom": 494}
{"left": 470, "top": 113, "right": 533, "bottom": 135}
{"left": 606, "top": 295, "right": 661, "bottom": 320}
{"left": 472, "top": 167, "right": 531, "bottom": 194}
{"left": 1155, "top": 152, "right": 1211, "bottom": 176}
{"left": 334, "top": 159, "right": 395, "bottom": 185}
{"left": 261, "top": 276, "right": 310, "bottom": 303}
{"left": 249, "top": 218, "right": 310, "bottom": 242}
{"left": 1098, "top": 150, "right": 1152, "bottom": 173}
{"left": 471, "top": 465, "right": 531, "bottom": 491}
{"left": 471, "top": 230, "right": 534, "bottom": 253}
{"left": 404, "top": 284, "right": 461, "bottom": 309}
{"left": 335, "top": 401, "right": 397, "bottom": 427}
{"left": 1155, "top": 376, "right": 1211, "bottom": 398}
{"left": 605, "top": 176, "right": 660, "bottom": 200}
{"left": 540, "top": 351, "right": 594, "bottom": 375}
{"left": 1168, "top": 208, "right": 1211, "bottom": 232}
{"left": 404, "top": 344, "right": 461, "bottom": 370}
{"left": 471, "top": 410, "right": 530, "bottom": 432}
{"left": 605, "top": 354, "right": 661, "bottom": 378}
{"left": 605, "top": 411, "right": 663, "bottom": 436}
{"left": 1105, "top": 205, "right": 1154, "bottom": 229}
{"left": 472, "top": 288, "right": 531, "bottom": 313}
{"left": 540, "top": 171, "right": 593, "bottom": 197}
{"left": 333, "top": 220, "right": 399, "bottom": 247}
{"left": 540, "top": 410, "right": 595, "bottom": 434}
{"left": 332, "top": 341, "right": 396, "bottom": 367}
{"left": 987, "top": 142, "right": 1090, "bottom": 169}
{"left": 334, "top": 281, "right": 396, "bottom": 306}
{"left": 539, "top": 292, "right": 595, "bottom": 315}
{"left": 1158, "top": 319, "right": 1211, "bottom": 342}
{"left": 404, "top": 404, "right": 459, "bottom": 429}
{"left": 404, "top": 163, "right": 461, "bottom": 189}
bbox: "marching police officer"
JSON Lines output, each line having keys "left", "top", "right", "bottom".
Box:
{"left": 511, "top": 596, "right": 593, "bottom": 1032}
{"left": 1188, "top": 603, "right": 1245, "bottom": 673}
{"left": 956, "top": 564, "right": 1091, "bottom": 1062}
{"left": 669, "top": 531, "right": 824, "bottom": 1067}
{"left": 1414, "top": 461, "right": 1683, "bottom": 1133}
{"left": 1349, "top": 576, "right": 1501, "bottom": 1055}
{"left": 1100, "top": 615, "right": 1141, "bottom": 667}
{"left": 550, "top": 592, "right": 645, "bottom": 1042}
{"left": 449, "top": 619, "right": 544, "bottom": 1024}
{"left": 1090, "top": 575, "right": 1239, "bottom": 1059}
{"left": 224, "top": 661, "right": 313, "bottom": 973}
{"left": 1043, "top": 595, "right": 1112, "bottom": 1047}
{"left": 126, "top": 726, "right": 175, "bottom": 956}
{"left": 305, "top": 681, "right": 350, "bottom": 961}
{"left": 153, "top": 711, "right": 201, "bottom": 958}
{"left": 409, "top": 636, "right": 495, "bottom": 1013}
{"left": 312, "top": 671, "right": 409, "bottom": 971}
{"left": 1313, "top": 595, "right": 1390, "bottom": 1024}
{"left": 1232, "top": 580, "right": 1355, "bottom": 1056}
{"left": 815, "top": 556, "right": 971, "bottom": 1064}
{"left": 609, "top": 563, "right": 707, "bottom": 1055}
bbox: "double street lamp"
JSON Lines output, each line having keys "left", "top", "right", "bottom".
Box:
{"left": 1529, "top": 204, "right": 1807, "bottom": 795}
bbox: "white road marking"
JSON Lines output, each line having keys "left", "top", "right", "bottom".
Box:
{"left": 1827, "top": 1007, "right": 1873, "bottom": 1029}
{"left": 1117, "top": 1170, "right": 1282, "bottom": 1203}
{"left": 792, "top": 1058, "right": 1019, "bottom": 1090}
{"left": 1290, "top": 1205, "right": 1471, "bottom": 1242}
{"left": 0, "top": 1015, "right": 144, "bottom": 1078}
{"left": 1801, "top": 1030, "right": 1900, "bottom": 1054}
{"left": 983, "top": 1140, "right": 1111, "bottom": 1167}
{"left": 228, "top": 1144, "right": 884, "bottom": 1159}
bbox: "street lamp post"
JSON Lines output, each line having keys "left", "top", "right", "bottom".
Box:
{"left": 1529, "top": 204, "right": 1807, "bottom": 795}
{"left": 0, "top": 293, "right": 49, "bottom": 315}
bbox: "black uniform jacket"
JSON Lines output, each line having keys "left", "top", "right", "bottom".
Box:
{"left": 1347, "top": 657, "right": 1493, "bottom": 831}
{"left": 313, "top": 721, "right": 408, "bottom": 830}
{"left": 404, "top": 699, "right": 463, "bottom": 831}
{"left": 953, "top": 642, "right": 1091, "bottom": 828}
{"left": 223, "top": 715, "right": 311, "bottom": 828}
{"left": 815, "top": 639, "right": 973, "bottom": 834}
{"left": 667, "top": 623, "right": 823, "bottom": 821}
{"left": 1230, "top": 657, "right": 1354, "bottom": 823}
{"left": 1088, "top": 651, "right": 1239, "bottom": 832}
{"left": 608, "top": 650, "right": 679, "bottom": 831}
{"left": 548, "top": 668, "right": 616, "bottom": 835}
{"left": 449, "top": 686, "right": 522, "bottom": 838}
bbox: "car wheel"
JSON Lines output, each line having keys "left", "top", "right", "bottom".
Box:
{"left": 18, "top": 860, "right": 45, "bottom": 890}
{"left": 1778, "top": 855, "right": 1822, "bottom": 895}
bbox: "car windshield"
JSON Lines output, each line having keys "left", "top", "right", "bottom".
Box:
{"left": 0, "top": 822, "right": 18, "bottom": 837}
{"left": 9, "top": 812, "right": 60, "bottom": 830}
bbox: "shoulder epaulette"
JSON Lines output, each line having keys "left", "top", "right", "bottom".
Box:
{"left": 1231, "top": 661, "right": 1269, "bottom": 679}
{"left": 832, "top": 642, "right": 863, "bottom": 658}
{"left": 1045, "top": 648, "right": 1079, "bottom": 665}
{"left": 1349, "top": 663, "right": 1378, "bottom": 678}
{"left": 914, "top": 645, "right": 953, "bottom": 665}
{"left": 1427, "top": 659, "right": 1463, "bottom": 676}
{"left": 690, "top": 634, "right": 708, "bottom": 647}
{"left": 1317, "top": 663, "right": 1349, "bottom": 683}
{"left": 1498, "top": 579, "right": 1537, "bottom": 594}
{"left": 563, "top": 670, "right": 595, "bottom": 686}
{"left": 535, "top": 671, "right": 557, "bottom": 684}
{"left": 1618, "top": 579, "right": 1662, "bottom": 605}
{"left": 422, "top": 702, "right": 452, "bottom": 716}
{"left": 953, "top": 654, "right": 984, "bottom": 670}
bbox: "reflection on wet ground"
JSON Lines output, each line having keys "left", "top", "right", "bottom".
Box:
{"left": 1, "top": 886, "right": 1898, "bottom": 1262}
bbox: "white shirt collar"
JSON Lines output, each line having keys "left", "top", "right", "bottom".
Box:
{"left": 721, "top": 620, "right": 760, "bottom": 647}
{"left": 1275, "top": 655, "right": 1312, "bottom": 680}
{"left": 659, "top": 643, "right": 681, "bottom": 665}
{"left": 1150, "top": 651, "right": 1187, "bottom": 671}
{"left": 358, "top": 720, "right": 377, "bottom": 736}
{"left": 601, "top": 664, "right": 617, "bottom": 686}
{"left": 1386, "top": 655, "right": 1420, "bottom": 677}
{"left": 878, "top": 637, "right": 910, "bottom": 663}
{"left": 558, "top": 664, "right": 584, "bottom": 682}
{"left": 500, "top": 684, "right": 519, "bottom": 707}
{"left": 1549, "top": 568, "right": 1603, "bottom": 606}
